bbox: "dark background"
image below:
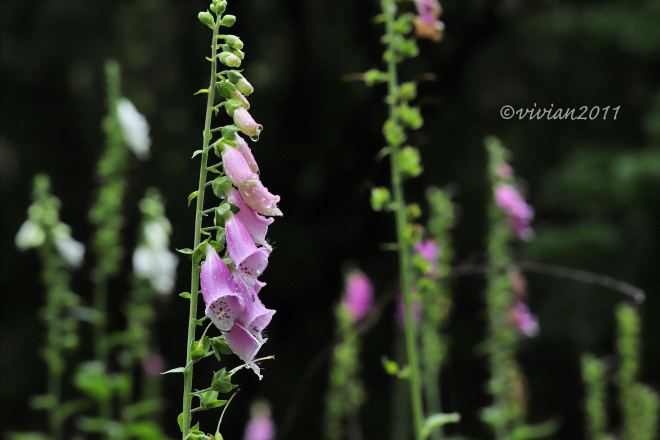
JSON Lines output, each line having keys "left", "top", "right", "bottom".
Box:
{"left": 2, "top": 0, "right": 659, "bottom": 438}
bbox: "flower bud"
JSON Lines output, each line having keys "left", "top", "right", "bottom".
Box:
{"left": 231, "top": 90, "right": 250, "bottom": 109}
{"left": 216, "top": 79, "right": 237, "bottom": 99}
{"left": 224, "top": 35, "right": 244, "bottom": 49}
{"left": 198, "top": 11, "right": 215, "bottom": 29}
{"left": 218, "top": 52, "right": 241, "bottom": 68}
{"left": 220, "top": 15, "right": 236, "bottom": 27}
{"left": 233, "top": 107, "right": 262, "bottom": 137}
{"left": 210, "top": 1, "right": 226, "bottom": 14}
{"left": 370, "top": 187, "right": 391, "bottom": 211}
{"left": 235, "top": 78, "right": 254, "bottom": 96}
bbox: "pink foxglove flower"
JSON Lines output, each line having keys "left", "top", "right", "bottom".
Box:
{"left": 413, "top": 0, "right": 445, "bottom": 42}
{"left": 225, "top": 214, "right": 270, "bottom": 286}
{"left": 341, "top": 270, "right": 374, "bottom": 323}
{"left": 201, "top": 246, "right": 245, "bottom": 331}
{"left": 414, "top": 238, "right": 441, "bottom": 277}
{"left": 234, "top": 135, "right": 259, "bottom": 173}
{"left": 233, "top": 107, "right": 262, "bottom": 137}
{"left": 396, "top": 294, "right": 422, "bottom": 327}
{"left": 222, "top": 145, "right": 282, "bottom": 217}
{"left": 228, "top": 188, "right": 273, "bottom": 250}
{"left": 232, "top": 90, "right": 251, "bottom": 110}
{"left": 243, "top": 401, "right": 275, "bottom": 440}
{"left": 494, "top": 183, "right": 535, "bottom": 241}
{"left": 142, "top": 354, "right": 165, "bottom": 377}
{"left": 225, "top": 276, "right": 275, "bottom": 379}
{"left": 510, "top": 300, "right": 539, "bottom": 337}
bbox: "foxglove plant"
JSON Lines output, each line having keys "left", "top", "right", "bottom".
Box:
{"left": 361, "top": 1, "right": 458, "bottom": 439}
{"left": 243, "top": 401, "right": 275, "bottom": 440}
{"left": 14, "top": 174, "right": 85, "bottom": 440}
{"left": 324, "top": 269, "right": 373, "bottom": 440}
{"left": 175, "top": 1, "right": 279, "bottom": 437}
{"left": 87, "top": 60, "right": 150, "bottom": 432}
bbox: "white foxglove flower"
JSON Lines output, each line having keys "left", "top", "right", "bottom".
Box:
{"left": 53, "top": 224, "right": 85, "bottom": 268}
{"left": 133, "top": 220, "right": 178, "bottom": 295}
{"left": 117, "top": 98, "right": 151, "bottom": 160}
{"left": 15, "top": 219, "right": 46, "bottom": 250}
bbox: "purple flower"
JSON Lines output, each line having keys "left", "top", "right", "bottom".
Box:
{"left": 225, "top": 276, "right": 275, "bottom": 378}
{"left": 228, "top": 188, "right": 273, "bottom": 251}
{"left": 414, "top": 238, "right": 441, "bottom": 276}
{"left": 413, "top": 0, "right": 444, "bottom": 42}
{"left": 396, "top": 294, "right": 422, "bottom": 327}
{"left": 200, "top": 246, "right": 245, "bottom": 331}
{"left": 243, "top": 401, "right": 275, "bottom": 440}
{"left": 510, "top": 300, "right": 539, "bottom": 337}
{"left": 341, "top": 270, "right": 373, "bottom": 323}
{"left": 233, "top": 107, "right": 262, "bottom": 137}
{"left": 497, "top": 163, "right": 514, "bottom": 179}
{"left": 494, "top": 183, "right": 534, "bottom": 240}
{"left": 234, "top": 135, "right": 259, "bottom": 173}
{"left": 222, "top": 145, "right": 282, "bottom": 217}
{"left": 226, "top": 214, "right": 270, "bottom": 286}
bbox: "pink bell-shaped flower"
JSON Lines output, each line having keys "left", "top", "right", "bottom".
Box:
{"left": 233, "top": 107, "right": 262, "bottom": 137}
{"left": 234, "top": 135, "right": 259, "bottom": 173}
{"left": 240, "top": 182, "right": 283, "bottom": 217}
{"left": 413, "top": 238, "right": 441, "bottom": 277}
{"left": 200, "top": 246, "right": 245, "bottom": 331}
{"left": 225, "top": 214, "right": 270, "bottom": 286}
{"left": 228, "top": 188, "right": 273, "bottom": 250}
{"left": 225, "top": 276, "right": 275, "bottom": 379}
{"left": 341, "top": 270, "right": 374, "bottom": 323}
{"left": 223, "top": 145, "right": 259, "bottom": 188}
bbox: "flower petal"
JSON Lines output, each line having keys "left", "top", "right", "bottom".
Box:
{"left": 200, "top": 246, "right": 244, "bottom": 331}
{"left": 226, "top": 214, "right": 270, "bottom": 285}
{"left": 227, "top": 188, "right": 273, "bottom": 250}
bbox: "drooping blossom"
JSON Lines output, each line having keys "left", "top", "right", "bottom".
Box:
{"left": 117, "top": 98, "right": 151, "bottom": 160}
{"left": 227, "top": 188, "right": 273, "bottom": 250}
{"left": 414, "top": 238, "right": 441, "bottom": 277}
{"left": 396, "top": 294, "right": 422, "bottom": 327}
{"left": 225, "top": 214, "right": 270, "bottom": 286}
{"left": 494, "top": 183, "right": 534, "bottom": 241}
{"left": 233, "top": 107, "right": 262, "bottom": 137}
{"left": 142, "top": 354, "right": 165, "bottom": 377}
{"left": 232, "top": 90, "right": 251, "bottom": 110}
{"left": 510, "top": 300, "right": 539, "bottom": 337}
{"left": 234, "top": 135, "right": 259, "bottom": 173}
{"left": 15, "top": 219, "right": 46, "bottom": 250}
{"left": 200, "top": 246, "right": 245, "bottom": 331}
{"left": 341, "top": 270, "right": 374, "bottom": 323}
{"left": 413, "top": 0, "right": 445, "bottom": 42}
{"left": 52, "top": 224, "right": 85, "bottom": 269}
{"left": 225, "top": 275, "right": 275, "bottom": 378}
{"left": 133, "top": 218, "right": 178, "bottom": 294}
{"left": 243, "top": 401, "right": 275, "bottom": 440}
{"left": 223, "top": 146, "right": 282, "bottom": 217}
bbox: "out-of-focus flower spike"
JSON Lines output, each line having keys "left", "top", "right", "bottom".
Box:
{"left": 341, "top": 270, "right": 374, "bottom": 323}
{"left": 15, "top": 219, "right": 46, "bottom": 250}
{"left": 243, "top": 401, "right": 275, "bottom": 440}
{"left": 201, "top": 246, "right": 245, "bottom": 331}
{"left": 53, "top": 224, "right": 85, "bottom": 269}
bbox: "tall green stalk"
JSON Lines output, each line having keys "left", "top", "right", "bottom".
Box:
{"left": 181, "top": 17, "right": 220, "bottom": 438}
{"left": 382, "top": 1, "right": 424, "bottom": 438}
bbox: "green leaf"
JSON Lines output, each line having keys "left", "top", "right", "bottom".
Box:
{"left": 207, "top": 166, "right": 223, "bottom": 174}
{"left": 177, "top": 412, "right": 183, "bottom": 432}
{"left": 192, "top": 149, "right": 203, "bottom": 158}
{"left": 421, "top": 413, "right": 461, "bottom": 439}
{"left": 207, "top": 399, "right": 228, "bottom": 409}
{"left": 194, "top": 89, "right": 209, "bottom": 95}
{"left": 381, "top": 356, "right": 399, "bottom": 375}
{"left": 188, "top": 191, "right": 198, "bottom": 207}
{"left": 176, "top": 248, "right": 194, "bottom": 255}
{"left": 161, "top": 367, "right": 186, "bottom": 374}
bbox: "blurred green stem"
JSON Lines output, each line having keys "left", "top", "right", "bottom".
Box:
{"left": 182, "top": 16, "right": 221, "bottom": 439}
{"left": 383, "top": 1, "right": 424, "bottom": 438}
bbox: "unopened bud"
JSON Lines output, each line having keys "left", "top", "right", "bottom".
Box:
{"left": 220, "top": 15, "right": 236, "bottom": 27}
{"left": 233, "top": 107, "right": 262, "bottom": 137}
{"left": 218, "top": 52, "right": 241, "bottom": 67}
{"left": 225, "top": 35, "right": 244, "bottom": 49}
{"left": 216, "top": 80, "right": 237, "bottom": 99}
{"left": 371, "top": 187, "right": 391, "bottom": 211}
{"left": 231, "top": 90, "right": 250, "bottom": 109}
{"left": 198, "top": 11, "right": 215, "bottom": 29}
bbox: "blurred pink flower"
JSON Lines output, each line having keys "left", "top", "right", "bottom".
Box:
{"left": 494, "top": 183, "right": 534, "bottom": 240}
{"left": 510, "top": 300, "right": 539, "bottom": 337}
{"left": 396, "top": 294, "right": 422, "bottom": 327}
{"left": 341, "top": 270, "right": 374, "bottom": 323}
{"left": 244, "top": 401, "right": 275, "bottom": 440}
{"left": 413, "top": 0, "right": 444, "bottom": 42}
{"left": 142, "top": 354, "right": 165, "bottom": 377}
{"left": 414, "top": 238, "right": 440, "bottom": 276}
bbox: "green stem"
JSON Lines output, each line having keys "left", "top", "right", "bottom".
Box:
{"left": 93, "top": 280, "right": 108, "bottom": 364}
{"left": 48, "top": 357, "right": 63, "bottom": 440}
{"left": 383, "top": 1, "right": 424, "bottom": 438}
{"left": 182, "top": 18, "right": 221, "bottom": 438}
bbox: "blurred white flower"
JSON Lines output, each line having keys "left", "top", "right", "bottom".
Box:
{"left": 117, "top": 98, "right": 151, "bottom": 160}
{"left": 15, "top": 219, "right": 46, "bottom": 250}
{"left": 133, "top": 220, "right": 178, "bottom": 295}
{"left": 53, "top": 224, "right": 85, "bottom": 268}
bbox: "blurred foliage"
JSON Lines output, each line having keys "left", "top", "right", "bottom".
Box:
{"left": 2, "top": 0, "right": 660, "bottom": 439}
